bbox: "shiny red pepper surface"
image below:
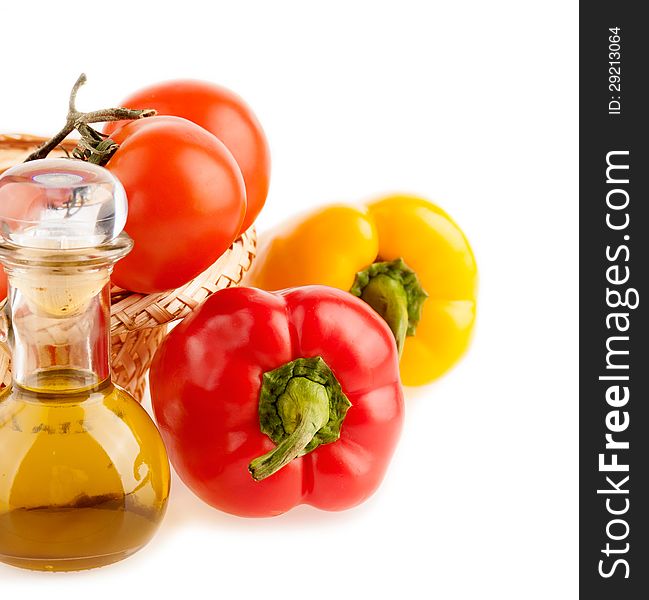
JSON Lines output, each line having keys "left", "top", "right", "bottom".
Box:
{"left": 150, "top": 286, "right": 404, "bottom": 517}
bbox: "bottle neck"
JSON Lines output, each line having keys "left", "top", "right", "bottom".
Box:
{"left": 4, "top": 265, "right": 112, "bottom": 393}
{"left": 0, "top": 233, "right": 131, "bottom": 394}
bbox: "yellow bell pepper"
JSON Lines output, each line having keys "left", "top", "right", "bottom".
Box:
{"left": 248, "top": 195, "right": 478, "bottom": 386}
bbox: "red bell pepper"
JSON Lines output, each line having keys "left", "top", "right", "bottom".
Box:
{"left": 150, "top": 285, "right": 404, "bottom": 517}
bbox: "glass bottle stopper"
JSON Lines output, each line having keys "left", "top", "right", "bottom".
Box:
{"left": 0, "top": 158, "right": 127, "bottom": 249}
{"left": 0, "top": 159, "right": 129, "bottom": 317}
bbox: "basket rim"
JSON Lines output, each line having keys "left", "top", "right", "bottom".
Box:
{"left": 0, "top": 132, "right": 79, "bottom": 145}
{"left": 109, "top": 226, "right": 256, "bottom": 334}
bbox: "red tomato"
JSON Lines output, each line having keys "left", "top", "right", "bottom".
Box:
{"left": 107, "top": 115, "right": 246, "bottom": 293}
{"left": 104, "top": 80, "right": 270, "bottom": 233}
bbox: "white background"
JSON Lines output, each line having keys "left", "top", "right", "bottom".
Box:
{"left": 0, "top": 1, "right": 578, "bottom": 598}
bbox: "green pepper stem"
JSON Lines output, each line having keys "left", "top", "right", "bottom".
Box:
{"left": 360, "top": 273, "right": 409, "bottom": 358}
{"left": 249, "top": 377, "right": 330, "bottom": 481}
{"left": 350, "top": 258, "right": 428, "bottom": 357}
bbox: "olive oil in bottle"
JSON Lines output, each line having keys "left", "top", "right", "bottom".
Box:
{"left": 0, "top": 159, "right": 170, "bottom": 571}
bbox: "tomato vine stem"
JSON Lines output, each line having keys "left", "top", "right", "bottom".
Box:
{"left": 24, "top": 73, "right": 156, "bottom": 163}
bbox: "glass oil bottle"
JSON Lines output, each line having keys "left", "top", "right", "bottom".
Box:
{"left": 0, "top": 159, "right": 170, "bottom": 571}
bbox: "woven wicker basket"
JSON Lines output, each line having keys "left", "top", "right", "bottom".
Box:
{"left": 0, "top": 133, "right": 257, "bottom": 399}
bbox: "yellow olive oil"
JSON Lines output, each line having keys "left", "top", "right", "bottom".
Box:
{"left": 0, "top": 375, "right": 170, "bottom": 571}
